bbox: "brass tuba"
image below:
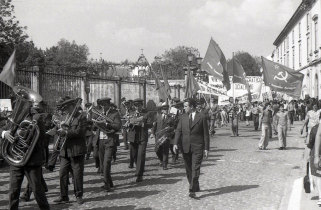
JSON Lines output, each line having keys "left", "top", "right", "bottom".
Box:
{"left": 53, "top": 98, "right": 82, "bottom": 151}
{"left": 2, "top": 85, "right": 43, "bottom": 167}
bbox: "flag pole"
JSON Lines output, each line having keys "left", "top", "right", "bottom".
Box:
{"left": 232, "top": 52, "right": 235, "bottom": 102}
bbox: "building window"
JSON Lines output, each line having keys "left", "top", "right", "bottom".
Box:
{"left": 315, "top": 20, "right": 318, "bottom": 51}
{"left": 292, "top": 48, "right": 295, "bottom": 69}
{"left": 307, "top": 36, "right": 310, "bottom": 60}
{"left": 307, "top": 13, "right": 310, "bottom": 30}
{"left": 299, "top": 22, "right": 301, "bottom": 38}
{"left": 292, "top": 30, "right": 294, "bottom": 44}
{"left": 287, "top": 36, "right": 289, "bottom": 50}
{"left": 299, "top": 42, "right": 302, "bottom": 66}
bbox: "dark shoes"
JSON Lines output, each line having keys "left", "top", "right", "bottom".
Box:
{"left": 279, "top": 147, "right": 286, "bottom": 150}
{"left": 76, "top": 197, "right": 84, "bottom": 204}
{"left": 53, "top": 196, "right": 69, "bottom": 204}
{"left": 20, "top": 194, "right": 30, "bottom": 202}
{"left": 189, "top": 192, "right": 196, "bottom": 199}
{"left": 136, "top": 176, "right": 143, "bottom": 183}
{"left": 163, "top": 165, "right": 168, "bottom": 170}
{"left": 128, "top": 164, "right": 134, "bottom": 169}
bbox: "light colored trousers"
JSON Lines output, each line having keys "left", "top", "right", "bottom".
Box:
{"left": 259, "top": 123, "right": 270, "bottom": 149}
{"left": 277, "top": 125, "right": 287, "bottom": 148}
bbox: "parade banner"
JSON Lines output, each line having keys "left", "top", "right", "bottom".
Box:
{"left": 202, "top": 38, "right": 230, "bottom": 90}
{"left": 197, "top": 80, "right": 227, "bottom": 96}
{"left": 261, "top": 57, "right": 304, "bottom": 98}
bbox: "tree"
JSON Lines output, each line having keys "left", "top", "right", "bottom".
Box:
{"left": 0, "top": 0, "right": 29, "bottom": 67}
{"left": 151, "top": 46, "right": 200, "bottom": 79}
{"left": 232, "top": 51, "right": 261, "bottom": 76}
{"left": 44, "top": 39, "right": 90, "bottom": 73}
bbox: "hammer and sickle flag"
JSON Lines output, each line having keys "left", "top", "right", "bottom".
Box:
{"left": 261, "top": 56, "right": 304, "bottom": 98}
{"left": 202, "top": 38, "right": 230, "bottom": 90}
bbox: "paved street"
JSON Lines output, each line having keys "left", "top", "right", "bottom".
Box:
{"left": 0, "top": 121, "right": 307, "bottom": 210}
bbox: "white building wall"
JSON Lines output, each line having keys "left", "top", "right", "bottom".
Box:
{"left": 272, "top": 0, "right": 321, "bottom": 98}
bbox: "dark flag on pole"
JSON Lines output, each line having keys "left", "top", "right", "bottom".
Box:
{"left": 0, "top": 49, "right": 16, "bottom": 87}
{"left": 185, "top": 69, "right": 201, "bottom": 98}
{"left": 261, "top": 56, "right": 304, "bottom": 98}
{"left": 202, "top": 38, "right": 231, "bottom": 90}
{"left": 228, "top": 58, "right": 252, "bottom": 101}
{"left": 160, "top": 65, "right": 171, "bottom": 100}
{"left": 149, "top": 66, "right": 168, "bottom": 101}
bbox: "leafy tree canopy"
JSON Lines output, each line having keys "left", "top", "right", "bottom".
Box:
{"left": 151, "top": 46, "right": 200, "bottom": 79}
{"left": 231, "top": 51, "right": 261, "bottom": 76}
{"left": 0, "top": 0, "right": 29, "bottom": 66}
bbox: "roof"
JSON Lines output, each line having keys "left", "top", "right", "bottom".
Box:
{"left": 273, "top": 0, "right": 312, "bottom": 46}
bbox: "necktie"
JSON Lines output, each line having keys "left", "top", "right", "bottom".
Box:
{"left": 189, "top": 113, "right": 192, "bottom": 128}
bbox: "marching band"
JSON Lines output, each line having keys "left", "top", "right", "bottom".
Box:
{"left": 0, "top": 85, "right": 210, "bottom": 209}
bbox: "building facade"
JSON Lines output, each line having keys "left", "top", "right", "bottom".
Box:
{"left": 271, "top": 0, "right": 321, "bottom": 98}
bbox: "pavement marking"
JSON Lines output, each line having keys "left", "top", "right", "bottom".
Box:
{"left": 287, "top": 177, "right": 303, "bottom": 210}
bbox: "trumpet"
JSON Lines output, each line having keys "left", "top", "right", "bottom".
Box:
{"left": 87, "top": 105, "right": 115, "bottom": 134}
{"left": 122, "top": 113, "right": 145, "bottom": 130}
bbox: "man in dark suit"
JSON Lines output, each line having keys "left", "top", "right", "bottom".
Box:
{"left": 96, "top": 97, "right": 121, "bottom": 192}
{"left": 53, "top": 98, "right": 87, "bottom": 205}
{"left": 1, "top": 99, "right": 50, "bottom": 210}
{"left": 127, "top": 98, "right": 153, "bottom": 182}
{"left": 173, "top": 98, "right": 209, "bottom": 199}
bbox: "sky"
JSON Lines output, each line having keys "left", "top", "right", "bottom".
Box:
{"left": 13, "top": 0, "right": 302, "bottom": 62}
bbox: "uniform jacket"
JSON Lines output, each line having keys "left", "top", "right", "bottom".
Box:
{"left": 97, "top": 109, "right": 121, "bottom": 147}
{"left": 0, "top": 112, "right": 48, "bottom": 167}
{"left": 59, "top": 111, "right": 88, "bottom": 158}
{"left": 174, "top": 112, "right": 210, "bottom": 154}
{"left": 127, "top": 110, "right": 153, "bottom": 143}
{"left": 152, "top": 113, "right": 176, "bottom": 141}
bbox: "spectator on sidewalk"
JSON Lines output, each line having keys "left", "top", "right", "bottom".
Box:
{"left": 301, "top": 103, "right": 321, "bottom": 145}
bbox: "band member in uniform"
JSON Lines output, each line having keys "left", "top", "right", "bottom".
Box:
{"left": 96, "top": 98, "right": 121, "bottom": 192}
{"left": 122, "top": 100, "right": 134, "bottom": 152}
{"left": 20, "top": 101, "right": 50, "bottom": 202}
{"left": 152, "top": 104, "right": 172, "bottom": 170}
{"left": 127, "top": 98, "right": 153, "bottom": 182}
{"left": 1, "top": 99, "right": 50, "bottom": 210}
{"left": 173, "top": 98, "right": 209, "bottom": 199}
{"left": 46, "top": 96, "right": 70, "bottom": 171}
{"left": 53, "top": 97, "right": 87, "bottom": 205}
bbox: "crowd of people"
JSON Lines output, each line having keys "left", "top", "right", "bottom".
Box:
{"left": 1, "top": 91, "right": 321, "bottom": 209}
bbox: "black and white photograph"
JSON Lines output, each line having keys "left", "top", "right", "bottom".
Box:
{"left": 0, "top": 0, "right": 320, "bottom": 209}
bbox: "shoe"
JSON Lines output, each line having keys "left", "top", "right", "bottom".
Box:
{"left": 124, "top": 145, "right": 129, "bottom": 150}
{"left": 189, "top": 192, "right": 196, "bottom": 199}
{"left": 20, "top": 194, "right": 30, "bottom": 202}
{"left": 53, "top": 197, "right": 69, "bottom": 204}
{"left": 85, "top": 155, "right": 90, "bottom": 160}
{"left": 317, "top": 199, "right": 321, "bottom": 205}
{"left": 76, "top": 197, "right": 84, "bottom": 204}
{"left": 163, "top": 165, "right": 168, "bottom": 170}
{"left": 278, "top": 147, "right": 284, "bottom": 150}
{"left": 136, "top": 176, "right": 143, "bottom": 182}
{"left": 159, "top": 162, "right": 163, "bottom": 167}
{"left": 128, "top": 164, "right": 134, "bottom": 169}
{"left": 101, "top": 185, "right": 113, "bottom": 192}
